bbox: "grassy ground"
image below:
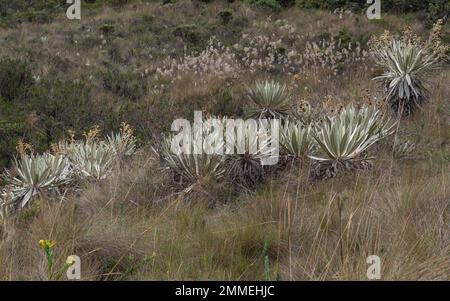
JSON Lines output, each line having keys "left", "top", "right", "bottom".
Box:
{"left": 0, "top": 1, "right": 449, "bottom": 280}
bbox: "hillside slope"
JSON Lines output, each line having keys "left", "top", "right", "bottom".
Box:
{"left": 0, "top": 0, "right": 449, "bottom": 280}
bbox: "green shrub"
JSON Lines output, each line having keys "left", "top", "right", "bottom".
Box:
{"left": 0, "top": 78, "right": 99, "bottom": 169}
{"left": 102, "top": 68, "right": 148, "bottom": 101}
{"left": 249, "top": 0, "right": 283, "bottom": 11}
{"left": 0, "top": 115, "right": 26, "bottom": 168}
{"left": 295, "top": 0, "right": 447, "bottom": 17}
{"left": 107, "top": 0, "right": 132, "bottom": 6}
{"left": 172, "top": 24, "right": 205, "bottom": 47}
{"left": 26, "top": 79, "right": 96, "bottom": 140}
{"left": 296, "top": 0, "right": 334, "bottom": 9}
{"left": 16, "top": 9, "right": 54, "bottom": 23}
{"left": 0, "top": 0, "right": 64, "bottom": 24}
{"left": 0, "top": 57, "right": 33, "bottom": 102}
{"left": 218, "top": 9, "right": 233, "bottom": 25}
{"left": 99, "top": 23, "right": 116, "bottom": 35}
{"left": 426, "top": 0, "right": 450, "bottom": 25}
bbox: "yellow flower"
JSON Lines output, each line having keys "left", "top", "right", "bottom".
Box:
{"left": 39, "top": 239, "right": 56, "bottom": 250}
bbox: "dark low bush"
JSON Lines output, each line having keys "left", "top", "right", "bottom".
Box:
{"left": 0, "top": 57, "right": 33, "bottom": 103}
{"left": 102, "top": 68, "right": 148, "bottom": 101}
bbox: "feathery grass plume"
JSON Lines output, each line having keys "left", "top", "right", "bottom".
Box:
{"left": 428, "top": 19, "right": 450, "bottom": 61}
{"left": 309, "top": 106, "right": 396, "bottom": 180}
{"left": 3, "top": 153, "right": 73, "bottom": 208}
{"left": 279, "top": 119, "right": 313, "bottom": 160}
{"left": 61, "top": 140, "right": 114, "bottom": 181}
{"left": 246, "top": 80, "right": 291, "bottom": 119}
{"left": 159, "top": 134, "right": 226, "bottom": 186}
{"left": 107, "top": 122, "right": 137, "bottom": 160}
{"left": 373, "top": 40, "right": 440, "bottom": 115}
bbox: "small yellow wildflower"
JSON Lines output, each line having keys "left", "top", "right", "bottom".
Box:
{"left": 39, "top": 239, "right": 56, "bottom": 250}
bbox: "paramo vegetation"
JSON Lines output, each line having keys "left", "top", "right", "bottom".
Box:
{"left": 0, "top": 0, "right": 449, "bottom": 280}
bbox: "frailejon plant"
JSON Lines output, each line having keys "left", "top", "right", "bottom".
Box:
{"left": 279, "top": 119, "right": 313, "bottom": 160}
{"left": 3, "top": 153, "right": 72, "bottom": 208}
{"left": 159, "top": 134, "right": 226, "bottom": 186}
{"left": 373, "top": 40, "right": 440, "bottom": 115}
{"left": 224, "top": 121, "right": 277, "bottom": 189}
{"left": 107, "top": 122, "right": 137, "bottom": 161}
{"left": 309, "top": 106, "right": 396, "bottom": 180}
{"left": 61, "top": 140, "right": 114, "bottom": 181}
{"left": 247, "top": 80, "right": 291, "bottom": 119}
{"left": 162, "top": 113, "right": 280, "bottom": 189}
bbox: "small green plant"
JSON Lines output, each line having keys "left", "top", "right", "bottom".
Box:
{"left": 218, "top": 9, "right": 233, "bottom": 25}
{"left": 426, "top": 0, "right": 450, "bottom": 25}
{"left": 38, "top": 240, "right": 75, "bottom": 281}
{"left": 39, "top": 239, "right": 56, "bottom": 280}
